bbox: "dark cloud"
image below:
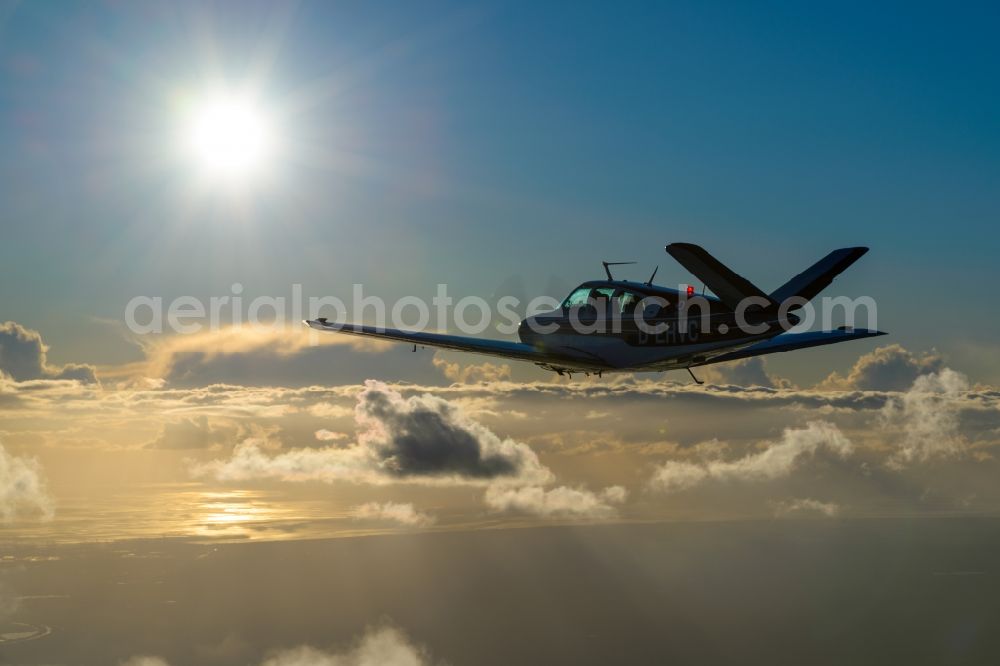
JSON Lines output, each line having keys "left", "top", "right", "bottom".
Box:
{"left": 357, "top": 381, "right": 527, "bottom": 479}
{"left": 194, "top": 381, "right": 551, "bottom": 486}
{"left": 0, "top": 321, "right": 98, "bottom": 384}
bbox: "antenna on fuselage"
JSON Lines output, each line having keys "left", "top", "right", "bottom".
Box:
{"left": 602, "top": 261, "right": 636, "bottom": 280}
{"left": 645, "top": 265, "right": 658, "bottom": 286}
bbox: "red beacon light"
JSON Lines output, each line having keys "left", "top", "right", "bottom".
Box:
{"left": 685, "top": 285, "right": 695, "bottom": 297}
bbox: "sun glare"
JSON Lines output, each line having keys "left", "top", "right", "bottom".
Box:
{"left": 183, "top": 92, "right": 274, "bottom": 181}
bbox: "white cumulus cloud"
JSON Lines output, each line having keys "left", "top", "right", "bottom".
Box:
{"left": 260, "top": 625, "right": 432, "bottom": 666}
{"left": 120, "top": 657, "right": 171, "bottom": 666}
{"left": 0, "top": 442, "right": 54, "bottom": 522}
{"left": 649, "top": 421, "right": 853, "bottom": 492}
{"left": 770, "top": 497, "right": 841, "bottom": 518}
{"left": 819, "top": 344, "right": 943, "bottom": 391}
{"left": 883, "top": 368, "right": 970, "bottom": 467}
{"left": 122, "top": 624, "right": 435, "bottom": 666}
{"left": 350, "top": 502, "right": 435, "bottom": 527}
{"left": 484, "top": 484, "right": 626, "bottom": 519}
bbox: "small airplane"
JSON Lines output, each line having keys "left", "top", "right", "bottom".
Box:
{"left": 306, "top": 243, "right": 886, "bottom": 383}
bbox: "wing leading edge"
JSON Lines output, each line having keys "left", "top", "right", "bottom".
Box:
{"left": 304, "top": 319, "right": 608, "bottom": 369}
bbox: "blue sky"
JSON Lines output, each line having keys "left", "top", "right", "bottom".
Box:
{"left": 1, "top": 0, "right": 998, "bottom": 383}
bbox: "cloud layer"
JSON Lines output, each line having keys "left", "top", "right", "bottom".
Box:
{"left": 1, "top": 319, "right": 997, "bottom": 530}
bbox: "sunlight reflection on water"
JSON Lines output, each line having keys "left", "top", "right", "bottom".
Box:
{"left": 6, "top": 485, "right": 364, "bottom": 544}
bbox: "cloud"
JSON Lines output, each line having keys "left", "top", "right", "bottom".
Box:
{"left": 350, "top": 502, "right": 435, "bottom": 527}
{"left": 123, "top": 624, "right": 435, "bottom": 666}
{"left": 146, "top": 416, "right": 231, "bottom": 450}
{"left": 262, "top": 624, "right": 435, "bottom": 666}
{"left": 194, "top": 381, "right": 552, "bottom": 486}
{"left": 649, "top": 421, "right": 853, "bottom": 492}
{"left": 1, "top": 350, "right": 945, "bottom": 439}
{"left": 770, "top": 497, "right": 841, "bottom": 517}
{"left": 700, "top": 357, "right": 792, "bottom": 389}
{"left": 0, "top": 321, "right": 97, "bottom": 383}
{"left": 0, "top": 442, "right": 53, "bottom": 522}
{"left": 355, "top": 380, "right": 544, "bottom": 480}
{"left": 113, "top": 326, "right": 442, "bottom": 389}
{"left": 0, "top": 360, "right": 991, "bottom": 460}
{"left": 819, "top": 344, "right": 943, "bottom": 391}
{"left": 884, "top": 368, "right": 970, "bottom": 467}
{"left": 192, "top": 439, "right": 371, "bottom": 483}
{"left": 309, "top": 403, "right": 354, "bottom": 419}
{"left": 433, "top": 354, "right": 512, "bottom": 383}
{"left": 1, "top": 338, "right": 996, "bottom": 523}
{"left": 484, "top": 484, "right": 626, "bottom": 519}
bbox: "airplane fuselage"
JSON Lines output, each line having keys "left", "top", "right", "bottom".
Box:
{"left": 515, "top": 280, "right": 796, "bottom": 373}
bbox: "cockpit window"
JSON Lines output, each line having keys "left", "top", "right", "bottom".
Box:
{"left": 617, "top": 290, "right": 642, "bottom": 314}
{"left": 563, "top": 287, "right": 614, "bottom": 308}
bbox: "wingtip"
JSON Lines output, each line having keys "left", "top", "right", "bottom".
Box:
{"left": 837, "top": 326, "right": 887, "bottom": 338}
{"left": 665, "top": 242, "right": 700, "bottom": 252}
{"left": 304, "top": 318, "right": 335, "bottom": 330}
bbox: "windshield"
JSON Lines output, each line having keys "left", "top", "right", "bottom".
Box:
{"left": 563, "top": 287, "right": 615, "bottom": 308}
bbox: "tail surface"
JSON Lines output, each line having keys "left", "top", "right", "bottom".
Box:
{"left": 770, "top": 247, "right": 868, "bottom": 309}
{"left": 665, "top": 243, "right": 777, "bottom": 311}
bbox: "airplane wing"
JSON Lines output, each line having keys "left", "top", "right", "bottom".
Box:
{"left": 665, "top": 243, "right": 776, "bottom": 310}
{"left": 304, "top": 319, "right": 609, "bottom": 369}
{"left": 695, "top": 327, "right": 887, "bottom": 366}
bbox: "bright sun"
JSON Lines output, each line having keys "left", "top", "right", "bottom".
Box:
{"left": 183, "top": 93, "right": 274, "bottom": 181}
